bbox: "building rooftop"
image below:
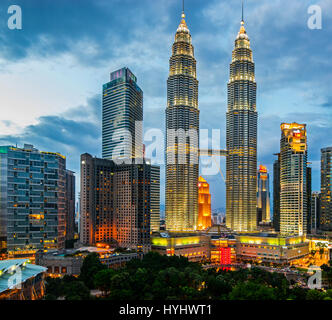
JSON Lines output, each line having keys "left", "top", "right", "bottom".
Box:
{"left": 0, "top": 259, "right": 47, "bottom": 294}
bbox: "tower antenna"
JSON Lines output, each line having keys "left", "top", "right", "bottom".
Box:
{"left": 242, "top": 0, "right": 244, "bottom": 22}
{"left": 182, "top": 0, "right": 184, "bottom": 14}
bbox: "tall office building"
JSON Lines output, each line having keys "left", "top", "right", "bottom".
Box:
{"left": 279, "top": 123, "right": 307, "bottom": 236}
{"left": 306, "top": 165, "right": 312, "bottom": 234}
{"left": 102, "top": 67, "right": 143, "bottom": 161}
{"left": 226, "top": 14, "right": 257, "bottom": 232}
{"left": 273, "top": 153, "right": 281, "bottom": 232}
{"left": 150, "top": 166, "right": 161, "bottom": 233}
{"left": 165, "top": 9, "right": 199, "bottom": 231}
{"left": 310, "top": 192, "right": 321, "bottom": 234}
{"left": 257, "top": 165, "right": 271, "bottom": 224}
{"left": 321, "top": 147, "right": 332, "bottom": 230}
{"left": 65, "top": 170, "right": 75, "bottom": 241}
{"left": 80, "top": 153, "right": 159, "bottom": 253}
{"left": 197, "top": 177, "right": 212, "bottom": 230}
{"left": 0, "top": 144, "right": 66, "bottom": 257}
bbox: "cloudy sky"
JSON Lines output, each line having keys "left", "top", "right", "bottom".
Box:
{"left": 0, "top": 0, "right": 331, "bottom": 210}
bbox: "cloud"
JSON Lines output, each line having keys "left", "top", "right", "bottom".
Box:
{"left": 0, "top": 94, "right": 101, "bottom": 175}
{"left": 0, "top": 0, "right": 331, "bottom": 208}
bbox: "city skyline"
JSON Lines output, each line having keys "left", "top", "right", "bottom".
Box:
{"left": 0, "top": 0, "right": 332, "bottom": 304}
{"left": 0, "top": 0, "right": 331, "bottom": 209}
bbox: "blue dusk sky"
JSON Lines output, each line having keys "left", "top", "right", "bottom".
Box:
{"left": 0, "top": 0, "right": 331, "bottom": 209}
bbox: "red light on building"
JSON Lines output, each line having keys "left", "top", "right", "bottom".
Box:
{"left": 219, "top": 247, "right": 231, "bottom": 265}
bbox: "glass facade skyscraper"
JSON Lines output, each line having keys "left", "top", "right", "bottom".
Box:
{"left": 279, "top": 123, "right": 307, "bottom": 236}
{"left": 150, "top": 165, "right": 161, "bottom": 233}
{"left": 320, "top": 147, "right": 332, "bottom": 230}
{"left": 65, "top": 169, "right": 75, "bottom": 241}
{"left": 273, "top": 153, "right": 281, "bottom": 232}
{"left": 165, "top": 10, "right": 199, "bottom": 231}
{"left": 102, "top": 67, "right": 143, "bottom": 161}
{"left": 226, "top": 17, "right": 257, "bottom": 232}
{"left": 310, "top": 192, "right": 321, "bottom": 233}
{"left": 0, "top": 144, "right": 66, "bottom": 257}
{"left": 257, "top": 165, "right": 271, "bottom": 224}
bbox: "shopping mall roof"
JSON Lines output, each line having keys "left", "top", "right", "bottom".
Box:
{"left": 0, "top": 259, "right": 47, "bottom": 293}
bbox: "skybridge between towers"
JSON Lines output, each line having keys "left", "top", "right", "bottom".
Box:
{"left": 199, "top": 149, "right": 228, "bottom": 183}
{"left": 199, "top": 149, "right": 228, "bottom": 157}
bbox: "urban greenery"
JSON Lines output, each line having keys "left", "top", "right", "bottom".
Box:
{"left": 44, "top": 252, "right": 332, "bottom": 300}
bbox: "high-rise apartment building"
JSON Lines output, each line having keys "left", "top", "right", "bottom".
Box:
{"left": 80, "top": 153, "right": 159, "bottom": 253}
{"left": 150, "top": 166, "right": 161, "bottom": 233}
{"left": 306, "top": 165, "right": 312, "bottom": 234}
{"left": 165, "top": 9, "right": 199, "bottom": 231}
{"left": 257, "top": 165, "right": 271, "bottom": 224}
{"left": 279, "top": 123, "right": 307, "bottom": 236}
{"left": 226, "top": 15, "right": 257, "bottom": 232}
{"left": 320, "top": 147, "right": 332, "bottom": 230}
{"left": 65, "top": 170, "right": 75, "bottom": 241}
{"left": 0, "top": 144, "right": 66, "bottom": 257}
{"left": 273, "top": 154, "right": 281, "bottom": 232}
{"left": 102, "top": 67, "right": 143, "bottom": 161}
{"left": 197, "top": 177, "right": 212, "bottom": 230}
{"left": 310, "top": 192, "right": 321, "bottom": 234}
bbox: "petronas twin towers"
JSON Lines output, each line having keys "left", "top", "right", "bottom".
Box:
{"left": 166, "top": 6, "right": 257, "bottom": 233}
{"left": 166, "top": 12, "right": 199, "bottom": 232}
{"left": 226, "top": 19, "right": 257, "bottom": 232}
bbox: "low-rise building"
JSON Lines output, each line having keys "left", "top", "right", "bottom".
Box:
{"left": 0, "top": 259, "right": 47, "bottom": 300}
{"left": 210, "top": 237, "right": 237, "bottom": 264}
{"left": 151, "top": 233, "right": 210, "bottom": 262}
{"left": 35, "top": 247, "right": 140, "bottom": 277}
{"left": 35, "top": 250, "right": 83, "bottom": 277}
{"left": 100, "top": 252, "right": 139, "bottom": 269}
{"left": 236, "top": 233, "right": 309, "bottom": 264}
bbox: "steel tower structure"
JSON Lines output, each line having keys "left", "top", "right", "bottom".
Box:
{"left": 226, "top": 12, "right": 258, "bottom": 232}
{"left": 165, "top": 9, "right": 199, "bottom": 231}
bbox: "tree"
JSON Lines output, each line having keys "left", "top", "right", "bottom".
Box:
{"left": 79, "top": 253, "right": 107, "bottom": 289}
{"left": 44, "top": 277, "right": 63, "bottom": 298}
{"left": 306, "top": 289, "right": 327, "bottom": 300}
{"left": 229, "top": 281, "right": 277, "bottom": 300}
{"left": 63, "top": 281, "right": 91, "bottom": 300}
{"left": 94, "top": 269, "right": 115, "bottom": 295}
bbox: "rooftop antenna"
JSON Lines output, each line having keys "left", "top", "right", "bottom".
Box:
{"left": 242, "top": 0, "right": 244, "bottom": 22}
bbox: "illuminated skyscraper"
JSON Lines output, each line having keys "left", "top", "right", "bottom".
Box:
{"left": 226, "top": 12, "right": 257, "bottom": 232}
{"left": 257, "top": 165, "right": 271, "bottom": 224}
{"left": 102, "top": 67, "right": 143, "bottom": 161}
{"left": 320, "top": 147, "right": 332, "bottom": 230}
{"left": 279, "top": 123, "right": 307, "bottom": 236}
{"left": 80, "top": 153, "right": 157, "bottom": 253}
{"left": 165, "top": 9, "right": 199, "bottom": 231}
{"left": 273, "top": 153, "right": 281, "bottom": 232}
{"left": 306, "top": 165, "right": 312, "bottom": 234}
{"left": 65, "top": 169, "right": 76, "bottom": 241}
{"left": 150, "top": 165, "right": 161, "bottom": 233}
{"left": 310, "top": 192, "right": 321, "bottom": 234}
{"left": 0, "top": 144, "right": 66, "bottom": 257}
{"left": 198, "top": 177, "right": 212, "bottom": 230}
